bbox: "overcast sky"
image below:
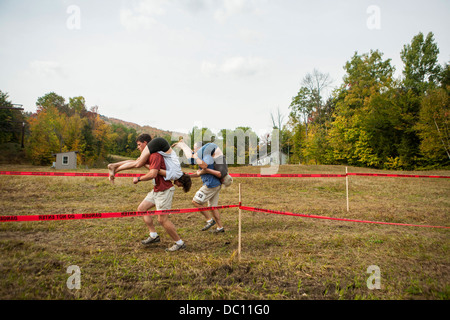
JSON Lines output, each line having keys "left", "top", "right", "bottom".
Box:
{"left": 0, "top": 0, "right": 449, "bottom": 136}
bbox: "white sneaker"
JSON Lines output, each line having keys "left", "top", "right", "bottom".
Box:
{"left": 165, "top": 242, "right": 186, "bottom": 252}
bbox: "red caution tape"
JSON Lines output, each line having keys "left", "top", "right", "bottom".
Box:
{"left": 239, "top": 206, "right": 450, "bottom": 229}
{"left": 229, "top": 173, "right": 347, "bottom": 178}
{"left": 1, "top": 171, "right": 448, "bottom": 179}
{"left": 1, "top": 203, "right": 448, "bottom": 229}
{"left": 0, "top": 171, "right": 346, "bottom": 178}
{"left": 0, "top": 171, "right": 142, "bottom": 177}
{"left": 0, "top": 205, "right": 239, "bottom": 223}
{"left": 347, "top": 173, "right": 450, "bottom": 179}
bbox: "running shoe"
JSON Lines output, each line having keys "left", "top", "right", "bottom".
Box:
{"left": 141, "top": 235, "right": 160, "bottom": 245}
{"left": 201, "top": 220, "right": 216, "bottom": 231}
{"left": 166, "top": 242, "right": 186, "bottom": 252}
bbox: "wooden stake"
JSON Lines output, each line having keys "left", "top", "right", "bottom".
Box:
{"left": 346, "top": 167, "right": 349, "bottom": 212}
{"left": 238, "top": 183, "right": 242, "bottom": 261}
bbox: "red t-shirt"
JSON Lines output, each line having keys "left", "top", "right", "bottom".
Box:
{"left": 148, "top": 152, "right": 173, "bottom": 192}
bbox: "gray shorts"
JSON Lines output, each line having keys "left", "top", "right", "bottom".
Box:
{"left": 193, "top": 185, "right": 221, "bottom": 207}
{"left": 144, "top": 186, "right": 175, "bottom": 210}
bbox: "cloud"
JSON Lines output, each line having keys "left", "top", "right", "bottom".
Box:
{"left": 119, "top": 0, "right": 167, "bottom": 31}
{"left": 29, "top": 60, "right": 66, "bottom": 78}
{"left": 214, "top": 0, "right": 262, "bottom": 23}
{"left": 238, "top": 28, "right": 264, "bottom": 43}
{"left": 201, "top": 61, "right": 219, "bottom": 76}
{"left": 177, "top": 0, "right": 211, "bottom": 13}
{"left": 120, "top": 8, "right": 158, "bottom": 31}
{"left": 137, "top": 0, "right": 168, "bottom": 15}
{"left": 119, "top": 0, "right": 264, "bottom": 30}
{"left": 201, "top": 56, "right": 269, "bottom": 77}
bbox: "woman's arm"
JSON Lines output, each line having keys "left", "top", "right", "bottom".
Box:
{"left": 198, "top": 168, "right": 222, "bottom": 178}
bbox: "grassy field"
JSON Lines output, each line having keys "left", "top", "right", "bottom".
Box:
{"left": 0, "top": 164, "right": 449, "bottom": 300}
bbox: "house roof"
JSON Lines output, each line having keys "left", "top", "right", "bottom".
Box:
{"left": 52, "top": 151, "right": 79, "bottom": 156}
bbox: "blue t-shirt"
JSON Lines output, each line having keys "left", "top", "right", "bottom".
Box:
{"left": 198, "top": 153, "right": 221, "bottom": 188}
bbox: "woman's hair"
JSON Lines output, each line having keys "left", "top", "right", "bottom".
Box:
{"left": 176, "top": 173, "right": 192, "bottom": 193}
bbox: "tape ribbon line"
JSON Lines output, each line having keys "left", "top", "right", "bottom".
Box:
{"left": 1, "top": 203, "right": 448, "bottom": 229}
{"left": 239, "top": 206, "right": 449, "bottom": 229}
{"left": 1, "top": 171, "right": 449, "bottom": 178}
{"left": 0, "top": 171, "right": 448, "bottom": 228}
{"left": 0, "top": 205, "right": 239, "bottom": 222}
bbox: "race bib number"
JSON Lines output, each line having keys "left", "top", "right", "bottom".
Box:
{"left": 194, "top": 190, "right": 206, "bottom": 202}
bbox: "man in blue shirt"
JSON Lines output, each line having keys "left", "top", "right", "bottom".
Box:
{"left": 190, "top": 142, "right": 225, "bottom": 233}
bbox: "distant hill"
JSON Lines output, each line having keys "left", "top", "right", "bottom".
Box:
{"left": 100, "top": 115, "right": 188, "bottom": 141}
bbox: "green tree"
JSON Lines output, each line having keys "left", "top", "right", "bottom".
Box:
{"left": 415, "top": 88, "right": 450, "bottom": 165}
{"left": 0, "top": 91, "right": 27, "bottom": 163}
{"left": 440, "top": 63, "right": 450, "bottom": 88}
{"left": 36, "top": 92, "right": 69, "bottom": 115}
{"left": 401, "top": 32, "right": 441, "bottom": 94}
{"left": 27, "top": 106, "right": 61, "bottom": 165}
{"left": 0, "top": 91, "right": 15, "bottom": 144}
{"left": 87, "top": 107, "right": 114, "bottom": 167}
{"left": 63, "top": 112, "right": 84, "bottom": 154}
{"left": 69, "top": 96, "right": 87, "bottom": 115}
{"left": 285, "top": 116, "right": 306, "bottom": 164}
{"left": 289, "top": 87, "right": 315, "bottom": 137}
{"left": 303, "top": 124, "right": 333, "bottom": 165}
{"left": 328, "top": 50, "right": 395, "bottom": 167}
{"left": 397, "top": 32, "right": 443, "bottom": 167}
{"left": 109, "top": 123, "right": 138, "bottom": 156}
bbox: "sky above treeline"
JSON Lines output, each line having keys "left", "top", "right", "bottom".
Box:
{"left": 1, "top": 0, "right": 449, "bottom": 135}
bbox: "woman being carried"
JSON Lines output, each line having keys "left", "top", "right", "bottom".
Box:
{"left": 108, "top": 134, "right": 191, "bottom": 192}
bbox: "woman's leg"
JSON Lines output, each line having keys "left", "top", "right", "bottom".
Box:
{"left": 172, "top": 140, "right": 194, "bottom": 160}
{"left": 108, "top": 147, "right": 151, "bottom": 183}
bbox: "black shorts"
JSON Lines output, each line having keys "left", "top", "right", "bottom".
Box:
{"left": 147, "top": 137, "right": 170, "bottom": 154}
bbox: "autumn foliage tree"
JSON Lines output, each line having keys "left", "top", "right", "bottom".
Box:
{"left": 27, "top": 92, "right": 114, "bottom": 167}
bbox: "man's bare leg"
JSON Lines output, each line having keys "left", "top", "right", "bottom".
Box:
{"left": 138, "top": 198, "right": 157, "bottom": 233}
{"left": 192, "top": 200, "right": 213, "bottom": 221}
{"left": 157, "top": 215, "right": 181, "bottom": 242}
{"left": 192, "top": 200, "right": 223, "bottom": 229}
{"left": 209, "top": 209, "right": 223, "bottom": 229}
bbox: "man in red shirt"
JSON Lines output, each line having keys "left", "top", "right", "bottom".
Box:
{"left": 133, "top": 151, "right": 185, "bottom": 252}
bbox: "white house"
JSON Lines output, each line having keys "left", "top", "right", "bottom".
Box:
{"left": 52, "top": 151, "right": 78, "bottom": 170}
